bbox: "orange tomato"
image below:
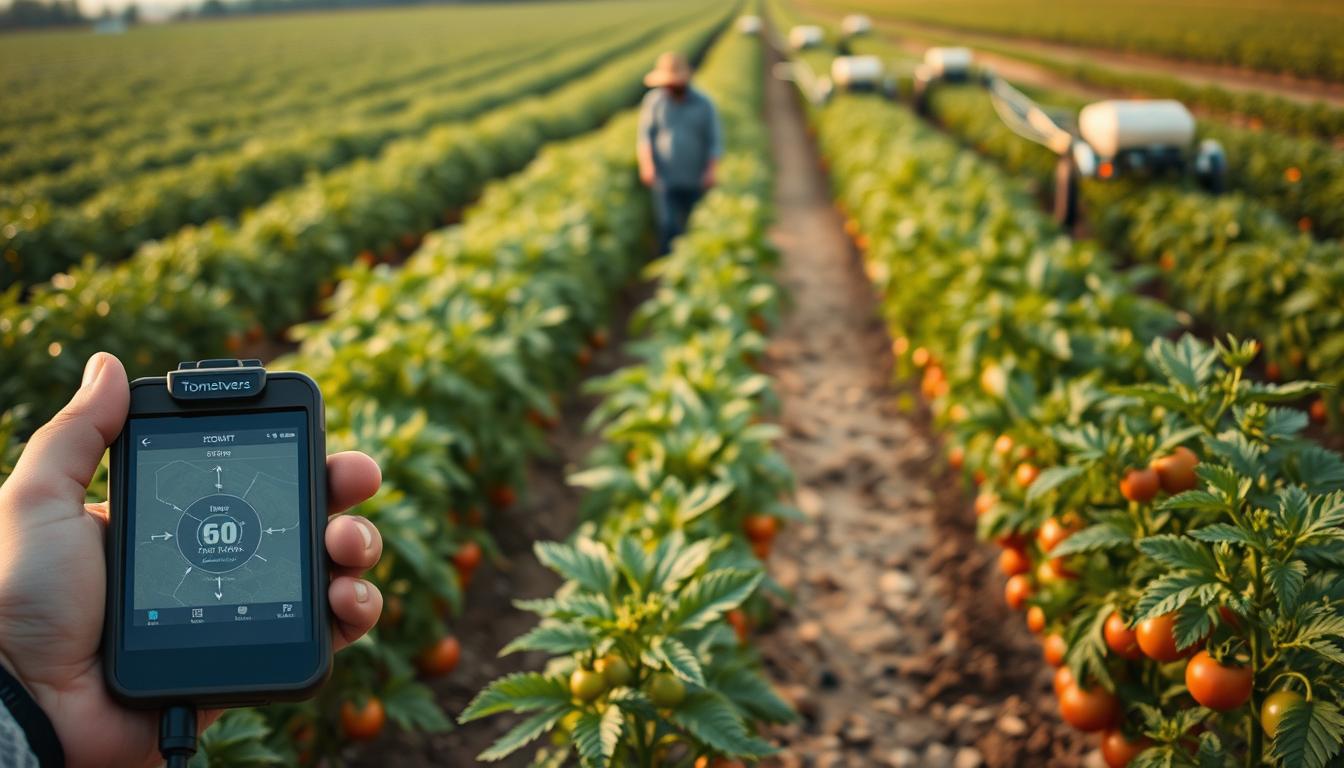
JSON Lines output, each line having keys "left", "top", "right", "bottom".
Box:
{"left": 999, "top": 547, "right": 1030, "bottom": 577}
{"left": 1100, "top": 729, "right": 1150, "bottom": 767}
{"left": 1104, "top": 612, "right": 1143, "bottom": 661}
{"left": 1136, "top": 613, "right": 1187, "bottom": 662}
{"left": 1004, "top": 574, "right": 1032, "bottom": 610}
{"left": 1026, "top": 605, "right": 1046, "bottom": 634}
{"left": 1119, "top": 468, "right": 1160, "bottom": 503}
{"left": 1185, "top": 651, "right": 1252, "bottom": 711}
{"left": 417, "top": 635, "right": 462, "bottom": 678}
{"left": 1150, "top": 447, "right": 1199, "bottom": 495}
{"left": 1043, "top": 633, "right": 1068, "bottom": 667}
{"left": 743, "top": 514, "right": 779, "bottom": 543}
{"left": 1058, "top": 683, "right": 1120, "bottom": 732}
{"left": 1015, "top": 463, "right": 1040, "bottom": 488}
{"left": 1036, "top": 517, "right": 1079, "bottom": 553}
{"left": 340, "top": 697, "right": 386, "bottom": 741}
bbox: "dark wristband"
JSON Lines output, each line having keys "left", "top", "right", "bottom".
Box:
{"left": 0, "top": 662, "right": 64, "bottom": 767}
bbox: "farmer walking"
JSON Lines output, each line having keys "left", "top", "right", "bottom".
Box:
{"left": 637, "top": 51, "right": 724, "bottom": 254}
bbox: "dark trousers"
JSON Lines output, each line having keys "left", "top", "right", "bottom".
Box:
{"left": 653, "top": 183, "right": 703, "bottom": 254}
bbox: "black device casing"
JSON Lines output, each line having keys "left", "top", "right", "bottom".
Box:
{"left": 103, "top": 369, "right": 331, "bottom": 708}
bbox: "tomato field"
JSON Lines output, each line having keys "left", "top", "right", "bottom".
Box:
{"left": 2, "top": 0, "right": 1344, "bottom": 766}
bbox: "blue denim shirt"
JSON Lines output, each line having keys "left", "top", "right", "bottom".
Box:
{"left": 637, "top": 85, "right": 723, "bottom": 191}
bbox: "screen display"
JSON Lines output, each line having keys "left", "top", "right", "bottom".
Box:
{"left": 124, "top": 409, "right": 312, "bottom": 651}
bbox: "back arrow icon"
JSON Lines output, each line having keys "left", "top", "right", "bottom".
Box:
{"left": 140, "top": 438, "right": 151, "bottom": 447}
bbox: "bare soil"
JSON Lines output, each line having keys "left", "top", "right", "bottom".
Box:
{"left": 753, "top": 43, "right": 1096, "bottom": 768}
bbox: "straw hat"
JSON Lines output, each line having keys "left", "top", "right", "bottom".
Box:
{"left": 644, "top": 51, "right": 692, "bottom": 88}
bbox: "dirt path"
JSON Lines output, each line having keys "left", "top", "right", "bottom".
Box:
{"left": 796, "top": 1, "right": 1344, "bottom": 109}
{"left": 755, "top": 47, "right": 1094, "bottom": 768}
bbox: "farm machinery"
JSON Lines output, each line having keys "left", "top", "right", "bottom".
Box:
{"left": 912, "top": 47, "right": 1227, "bottom": 226}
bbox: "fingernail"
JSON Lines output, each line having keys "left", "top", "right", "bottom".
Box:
{"left": 353, "top": 580, "right": 369, "bottom": 603}
{"left": 81, "top": 353, "right": 105, "bottom": 389}
{"left": 355, "top": 518, "right": 373, "bottom": 551}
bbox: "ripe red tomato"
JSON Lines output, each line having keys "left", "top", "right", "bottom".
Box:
{"left": 1311, "top": 398, "right": 1329, "bottom": 424}
{"left": 1058, "top": 683, "right": 1120, "bottom": 732}
{"left": 1036, "top": 517, "right": 1080, "bottom": 553}
{"left": 1260, "top": 691, "right": 1305, "bottom": 737}
{"left": 1043, "top": 633, "right": 1068, "bottom": 667}
{"left": 1100, "top": 729, "right": 1150, "bottom": 767}
{"left": 743, "top": 514, "right": 779, "bottom": 543}
{"left": 1151, "top": 447, "right": 1199, "bottom": 494}
{"left": 994, "top": 434, "right": 1014, "bottom": 456}
{"left": 750, "top": 538, "right": 772, "bottom": 560}
{"left": 588, "top": 328, "right": 610, "bottom": 349}
{"left": 1136, "top": 613, "right": 1187, "bottom": 662}
{"left": 452, "top": 540, "right": 483, "bottom": 574}
{"left": 999, "top": 547, "right": 1030, "bottom": 577}
{"left": 1026, "top": 605, "right": 1046, "bottom": 634}
{"left": 417, "top": 635, "right": 461, "bottom": 677}
{"left": 1120, "top": 468, "right": 1160, "bottom": 503}
{"left": 1104, "top": 612, "right": 1143, "bottom": 661}
{"left": 489, "top": 485, "right": 517, "bottom": 508}
{"left": 996, "top": 530, "right": 1029, "bottom": 550}
{"left": 1185, "top": 651, "right": 1252, "bottom": 711}
{"left": 340, "top": 697, "right": 386, "bottom": 741}
{"left": 1004, "top": 574, "right": 1032, "bottom": 610}
{"left": 1015, "top": 463, "right": 1040, "bottom": 488}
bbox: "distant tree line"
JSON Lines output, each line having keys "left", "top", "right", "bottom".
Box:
{"left": 0, "top": 0, "right": 85, "bottom": 29}
{"left": 0, "top": 0, "right": 143, "bottom": 30}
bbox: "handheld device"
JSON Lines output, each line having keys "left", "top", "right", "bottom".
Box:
{"left": 103, "top": 359, "right": 330, "bottom": 713}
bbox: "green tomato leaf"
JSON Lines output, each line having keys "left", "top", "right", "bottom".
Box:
{"left": 1270, "top": 697, "right": 1344, "bottom": 768}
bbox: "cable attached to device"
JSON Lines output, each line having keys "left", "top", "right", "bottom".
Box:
{"left": 159, "top": 704, "right": 198, "bottom": 768}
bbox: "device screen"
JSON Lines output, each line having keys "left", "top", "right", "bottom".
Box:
{"left": 123, "top": 409, "right": 313, "bottom": 651}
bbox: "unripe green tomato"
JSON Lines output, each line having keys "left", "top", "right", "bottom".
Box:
{"left": 551, "top": 710, "right": 582, "bottom": 746}
{"left": 594, "top": 654, "right": 633, "bottom": 687}
{"left": 647, "top": 673, "right": 686, "bottom": 708}
{"left": 570, "top": 668, "right": 607, "bottom": 702}
{"left": 1261, "top": 691, "right": 1305, "bottom": 737}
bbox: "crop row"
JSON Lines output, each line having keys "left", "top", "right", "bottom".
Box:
{"left": 463, "top": 22, "right": 798, "bottom": 766}
{"left": 239, "top": 103, "right": 659, "bottom": 765}
{"left": 0, "top": 6, "right": 704, "bottom": 287}
{"left": 0, "top": 3, "right": 657, "bottom": 158}
{"left": 809, "top": 88, "right": 1344, "bottom": 767}
{"left": 923, "top": 85, "right": 1344, "bottom": 420}
{"left": 0, "top": 17, "right": 620, "bottom": 211}
{"left": 0, "top": 7, "right": 731, "bottom": 432}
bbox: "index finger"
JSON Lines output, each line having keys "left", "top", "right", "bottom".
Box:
{"left": 327, "top": 451, "right": 381, "bottom": 516}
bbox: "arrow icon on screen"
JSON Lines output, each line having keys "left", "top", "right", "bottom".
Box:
{"left": 214, "top": 466, "right": 223, "bottom": 490}
{"left": 215, "top": 577, "right": 222, "bottom": 601}
{"left": 140, "top": 437, "right": 151, "bottom": 447}
{"left": 150, "top": 531, "right": 173, "bottom": 541}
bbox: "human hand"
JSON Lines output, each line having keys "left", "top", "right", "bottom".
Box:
{"left": 0, "top": 352, "right": 385, "bottom": 768}
{"left": 701, "top": 163, "right": 717, "bottom": 190}
{"left": 639, "top": 162, "right": 656, "bottom": 187}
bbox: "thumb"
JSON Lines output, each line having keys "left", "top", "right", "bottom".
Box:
{"left": 2, "top": 353, "right": 129, "bottom": 513}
